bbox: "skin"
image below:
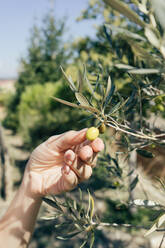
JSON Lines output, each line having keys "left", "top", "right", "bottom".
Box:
{"left": 0, "top": 129, "right": 104, "bottom": 248}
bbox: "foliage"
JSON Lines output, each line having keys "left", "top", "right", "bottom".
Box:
{"left": 42, "top": 0, "right": 165, "bottom": 246}
{"left": 3, "top": 14, "right": 71, "bottom": 133}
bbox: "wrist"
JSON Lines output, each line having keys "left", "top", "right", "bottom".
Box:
{"left": 20, "top": 167, "right": 43, "bottom": 202}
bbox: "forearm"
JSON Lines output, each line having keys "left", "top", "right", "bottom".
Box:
{"left": 0, "top": 173, "right": 42, "bottom": 248}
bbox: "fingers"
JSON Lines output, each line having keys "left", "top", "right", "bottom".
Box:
{"left": 78, "top": 145, "right": 93, "bottom": 162}
{"left": 61, "top": 167, "right": 78, "bottom": 192}
{"left": 91, "top": 138, "right": 104, "bottom": 152}
{"left": 47, "top": 129, "right": 87, "bottom": 151}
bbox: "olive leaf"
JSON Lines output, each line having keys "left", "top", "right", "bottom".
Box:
{"left": 90, "top": 232, "right": 95, "bottom": 248}
{"left": 144, "top": 28, "right": 160, "bottom": 49}
{"left": 105, "top": 24, "right": 146, "bottom": 41}
{"left": 51, "top": 96, "right": 100, "bottom": 114}
{"left": 60, "top": 66, "right": 77, "bottom": 92}
{"left": 56, "top": 231, "right": 82, "bottom": 240}
{"left": 130, "top": 175, "right": 139, "bottom": 191}
{"left": 145, "top": 213, "right": 165, "bottom": 236}
{"left": 115, "top": 64, "right": 135, "bottom": 70}
{"left": 136, "top": 149, "right": 154, "bottom": 158}
{"left": 128, "top": 68, "right": 161, "bottom": 74}
{"left": 86, "top": 190, "right": 95, "bottom": 222}
{"left": 43, "top": 197, "right": 63, "bottom": 212}
{"left": 75, "top": 92, "right": 90, "bottom": 107}
{"left": 80, "top": 240, "right": 88, "bottom": 248}
{"left": 104, "top": 76, "right": 112, "bottom": 102}
{"left": 103, "top": 0, "right": 146, "bottom": 27}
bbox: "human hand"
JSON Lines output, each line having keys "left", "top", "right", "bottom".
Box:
{"left": 23, "top": 129, "right": 104, "bottom": 198}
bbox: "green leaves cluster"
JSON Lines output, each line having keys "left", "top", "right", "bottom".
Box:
{"left": 42, "top": 190, "right": 97, "bottom": 247}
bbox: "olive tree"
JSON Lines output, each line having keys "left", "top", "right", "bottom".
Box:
{"left": 42, "top": 0, "right": 165, "bottom": 247}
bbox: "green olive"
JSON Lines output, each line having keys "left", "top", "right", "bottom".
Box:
{"left": 99, "top": 123, "right": 106, "bottom": 134}
{"left": 86, "top": 127, "right": 99, "bottom": 141}
{"left": 157, "top": 104, "right": 164, "bottom": 112}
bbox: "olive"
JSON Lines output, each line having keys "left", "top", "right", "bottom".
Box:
{"left": 157, "top": 104, "right": 164, "bottom": 112}
{"left": 86, "top": 127, "right": 99, "bottom": 141}
{"left": 99, "top": 123, "right": 106, "bottom": 134}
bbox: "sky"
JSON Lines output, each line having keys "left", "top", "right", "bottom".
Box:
{"left": 0, "top": 0, "right": 101, "bottom": 78}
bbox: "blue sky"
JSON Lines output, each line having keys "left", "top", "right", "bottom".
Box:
{"left": 0, "top": 0, "right": 101, "bottom": 78}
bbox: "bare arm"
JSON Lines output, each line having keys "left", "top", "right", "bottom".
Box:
{"left": 0, "top": 129, "right": 104, "bottom": 247}
{"left": 0, "top": 175, "right": 42, "bottom": 247}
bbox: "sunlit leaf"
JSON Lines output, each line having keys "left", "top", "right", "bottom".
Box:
{"left": 90, "top": 232, "right": 95, "bottom": 248}
{"left": 83, "top": 64, "right": 95, "bottom": 95}
{"left": 51, "top": 96, "right": 100, "bottom": 113}
{"left": 151, "top": 0, "right": 165, "bottom": 30}
{"left": 60, "top": 66, "right": 77, "bottom": 92}
{"left": 56, "top": 231, "right": 82, "bottom": 240}
{"left": 75, "top": 92, "right": 90, "bottom": 106}
{"left": 103, "top": 0, "right": 145, "bottom": 27}
{"left": 105, "top": 24, "right": 146, "bottom": 41}
{"left": 145, "top": 213, "right": 165, "bottom": 236}
{"left": 80, "top": 240, "right": 88, "bottom": 248}
{"left": 115, "top": 64, "right": 135, "bottom": 70}
{"left": 157, "top": 213, "right": 165, "bottom": 228}
{"left": 104, "top": 76, "right": 112, "bottom": 101}
{"left": 78, "top": 69, "right": 84, "bottom": 92}
{"left": 128, "top": 68, "right": 160, "bottom": 74}
{"left": 145, "top": 28, "right": 160, "bottom": 48}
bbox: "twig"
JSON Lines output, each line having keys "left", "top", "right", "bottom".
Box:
{"left": 159, "top": 232, "right": 165, "bottom": 248}
{"left": 96, "top": 222, "right": 165, "bottom": 233}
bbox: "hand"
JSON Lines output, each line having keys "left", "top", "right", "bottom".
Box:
{"left": 23, "top": 129, "right": 104, "bottom": 198}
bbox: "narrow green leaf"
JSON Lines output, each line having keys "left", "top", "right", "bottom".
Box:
{"left": 151, "top": 0, "right": 165, "bottom": 30}
{"left": 51, "top": 96, "right": 100, "bottom": 114}
{"left": 90, "top": 232, "right": 95, "bottom": 248}
{"left": 43, "top": 197, "right": 63, "bottom": 212}
{"left": 145, "top": 27, "right": 160, "bottom": 48}
{"left": 75, "top": 92, "right": 90, "bottom": 106}
{"left": 136, "top": 149, "right": 154, "bottom": 158}
{"left": 103, "top": 83, "right": 115, "bottom": 109}
{"left": 104, "top": 76, "right": 112, "bottom": 101}
{"left": 103, "top": 0, "right": 146, "bottom": 27}
{"left": 115, "top": 64, "right": 135, "bottom": 70}
{"left": 105, "top": 24, "right": 146, "bottom": 41}
{"left": 56, "top": 231, "right": 82, "bottom": 240}
{"left": 89, "top": 195, "right": 95, "bottom": 221}
{"left": 83, "top": 64, "right": 95, "bottom": 95}
{"left": 130, "top": 175, "right": 139, "bottom": 191}
{"left": 157, "top": 213, "right": 165, "bottom": 228}
{"left": 108, "top": 102, "right": 121, "bottom": 115}
{"left": 128, "top": 68, "right": 160, "bottom": 74}
{"left": 60, "top": 66, "right": 77, "bottom": 92}
{"left": 125, "top": 90, "right": 137, "bottom": 107}
{"left": 78, "top": 69, "right": 84, "bottom": 92}
{"left": 80, "top": 240, "right": 88, "bottom": 248}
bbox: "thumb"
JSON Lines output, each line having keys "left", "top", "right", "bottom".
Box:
{"left": 49, "top": 128, "right": 87, "bottom": 151}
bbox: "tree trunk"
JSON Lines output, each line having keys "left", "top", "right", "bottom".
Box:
{"left": 0, "top": 124, "right": 12, "bottom": 200}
